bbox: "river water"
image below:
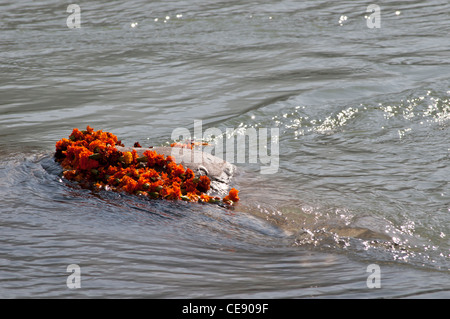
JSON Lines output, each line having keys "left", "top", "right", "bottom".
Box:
{"left": 0, "top": 0, "right": 449, "bottom": 298}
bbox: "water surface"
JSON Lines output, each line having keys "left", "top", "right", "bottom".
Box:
{"left": 0, "top": 0, "right": 449, "bottom": 298}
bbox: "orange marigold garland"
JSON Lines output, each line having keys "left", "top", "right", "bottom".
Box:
{"left": 55, "top": 126, "right": 239, "bottom": 206}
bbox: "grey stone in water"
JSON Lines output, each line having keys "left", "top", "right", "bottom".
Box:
{"left": 116, "top": 146, "right": 236, "bottom": 195}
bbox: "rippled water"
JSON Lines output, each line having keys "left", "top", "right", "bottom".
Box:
{"left": 1, "top": 1, "right": 449, "bottom": 298}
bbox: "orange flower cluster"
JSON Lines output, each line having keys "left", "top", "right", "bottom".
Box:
{"left": 55, "top": 126, "right": 239, "bottom": 206}
{"left": 223, "top": 188, "right": 239, "bottom": 204}
{"left": 170, "top": 141, "right": 210, "bottom": 149}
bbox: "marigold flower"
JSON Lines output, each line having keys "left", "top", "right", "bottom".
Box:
{"left": 197, "top": 175, "right": 210, "bottom": 193}
{"left": 170, "top": 142, "right": 193, "bottom": 149}
{"left": 223, "top": 188, "right": 239, "bottom": 203}
{"left": 123, "top": 151, "right": 133, "bottom": 165}
{"left": 121, "top": 175, "right": 138, "bottom": 194}
{"left": 69, "top": 128, "right": 85, "bottom": 141}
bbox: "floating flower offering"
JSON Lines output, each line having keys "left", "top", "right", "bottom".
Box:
{"left": 55, "top": 126, "right": 239, "bottom": 205}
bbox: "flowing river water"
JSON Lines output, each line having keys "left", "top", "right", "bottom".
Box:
{"left": 0, "top": 0, "right": 449, "bottom": 298}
